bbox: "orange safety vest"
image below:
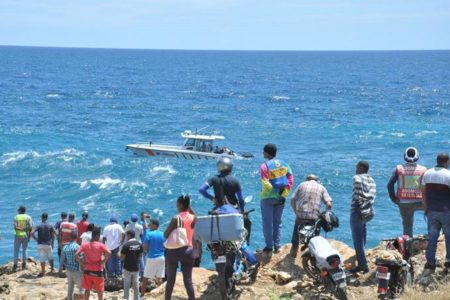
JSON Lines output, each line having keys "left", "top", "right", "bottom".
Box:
{"left": 396, "top": 163, "right": 427, "bottom": 201}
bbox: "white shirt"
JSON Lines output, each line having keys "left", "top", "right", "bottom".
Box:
{"left": 103, "top": 223, "right": 124, "bottom": 250}
{"left": 124, "top": 222, "right": 144, "bottom": 242}
{"left": 80, "top": 231, "right": 92, "bottom": 244}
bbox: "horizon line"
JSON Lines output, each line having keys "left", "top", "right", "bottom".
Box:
{"left": 1, "top": 44, "right": 450, "bottom": 52}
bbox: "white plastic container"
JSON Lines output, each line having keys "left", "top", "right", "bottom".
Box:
{"left": 194, "top": 213, "right": 244, "bottom": 243}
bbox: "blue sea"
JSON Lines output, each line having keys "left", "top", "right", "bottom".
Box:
{"left": 0, "top": 46, "right": 449, "bottom": 266}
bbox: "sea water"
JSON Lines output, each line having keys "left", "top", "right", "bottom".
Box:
{"left": 0, "top": 47, "right": 449, "bottom": 266}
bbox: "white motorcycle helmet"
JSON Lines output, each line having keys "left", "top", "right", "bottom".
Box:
{"left": 217, "top": 156, "right": 233, "bottom": 173}
{"left": 404, "top": 147, "right": 419, "bottom": 163}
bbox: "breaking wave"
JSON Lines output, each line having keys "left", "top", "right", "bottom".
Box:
{"left": 1, "top": 149, "right": 85, "bottom": 166}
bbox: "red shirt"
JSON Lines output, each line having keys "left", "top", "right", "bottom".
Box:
{"left": 78, "top": 241, "right": 109, "bottom": 272}
{"left": 60, "top": 222, "right": 77, "bottom": 245}
{"left": 77, "top": 220, "right": 89, "bottom": 244}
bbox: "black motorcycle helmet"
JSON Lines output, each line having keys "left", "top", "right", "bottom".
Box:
{"left": 320, "top": 210, "right": 339, "bottom": 232}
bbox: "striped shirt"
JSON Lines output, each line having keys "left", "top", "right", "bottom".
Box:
{"left": 292, "top": 180, "right": 332, "bottom": 220}
{"left": 351, "top": 173, "right": 377, "bottom": 213}
{"left": 422, "top": 166, "right": 450, "bottom": 212}
{"left": 62, "top": 241, "right": 80, "bottom": 271}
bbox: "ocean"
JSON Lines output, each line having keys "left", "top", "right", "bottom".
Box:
{"left": 0, "top": 46, "right": 449, "bottom": 266}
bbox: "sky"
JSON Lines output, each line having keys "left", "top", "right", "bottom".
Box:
{"left": 0, "top": 0, "right": 449, "bottom": 51}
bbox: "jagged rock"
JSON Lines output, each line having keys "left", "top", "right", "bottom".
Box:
{"left": 275, "top": 271, "right": 293, "bottom": 285}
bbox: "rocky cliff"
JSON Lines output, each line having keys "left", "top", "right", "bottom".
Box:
{"left": 0, "top": 236, "right": 448, "bottom": 300}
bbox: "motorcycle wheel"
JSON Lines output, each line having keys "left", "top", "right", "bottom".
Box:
{"left": 301, "top": 251, "right": 321, "bottom": 282}
{"left": 334, "top": 287, "right": 348, "bottom": 300}
{"left": 217, "top": 263, "right": 235, "bottom": 300}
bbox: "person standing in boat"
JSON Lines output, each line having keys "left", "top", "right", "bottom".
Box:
{"left": 259, "top": 144, "right": 294, "bottom": 254}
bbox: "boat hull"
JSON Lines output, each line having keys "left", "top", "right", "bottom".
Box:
{"left": 126, "top": 144, "right": 245, "bottom": 160}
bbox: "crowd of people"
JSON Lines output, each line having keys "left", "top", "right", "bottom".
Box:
{"left": 10, "top": 144, "right": 450, "bottom": 299}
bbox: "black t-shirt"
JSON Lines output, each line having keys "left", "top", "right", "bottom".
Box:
{"left": 121, "top": 239, "right": 144, "bottom": 272}
{"left": 36, "top": 222, "right": 54, "bottom": 245}
{"left": 207, "top": 173, "right": 242, "bottom": 206}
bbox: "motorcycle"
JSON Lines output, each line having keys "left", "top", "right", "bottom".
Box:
{"left": 299, "top": 212, "right": 348, "bottom": 300}
{"left": 375, "top": 235, "right": 414, "bottom": 299}
{"left": 207, "top": 209, "right": 259, "bottom": 300}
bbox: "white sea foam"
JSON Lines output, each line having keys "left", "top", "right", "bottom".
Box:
{"left": 1, "top": 151, "right": 40, "bottom": 165}
{"left": 271, "top": 95, "right": 290, "bottom": 101}
{"left": 153, "top": 208, "right": 164, "bottom": 217}
{"left": 0, "top": 148, "right": 85, "bottom": 166}
{"left": 75, "top": 177, "right": 122, "bottom": 190}
{"left": 151, "top": 165, "right": 177, "bottom": 174}
{"left": 129, "top": 181, "right": 148, "bottom": 188}
{"left": 244, "top": 196, "right": 253, "bottom": 203}
{"left": 390, "top": 132, "right": 406, "bottom": 138}
{"left": 99, "top": 158, "right": 113, "bottom": 166}
{"left": 46, "top": 93, "right": 61, "bottom": 99}
{"left": 294, "top": 107, "right": 300, "bottom": 112}
{"left": 415, "top": 130, "right": 438, "bottom": 137}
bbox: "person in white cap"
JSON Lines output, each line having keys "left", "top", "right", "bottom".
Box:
{"left": 387, "top": 147, "right": 427, "bottom": 237}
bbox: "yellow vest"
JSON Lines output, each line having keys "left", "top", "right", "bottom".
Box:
{"left": 14, "top": 214, "right": 30, "bottom": 237}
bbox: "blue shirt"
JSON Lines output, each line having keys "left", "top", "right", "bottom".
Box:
{"left": 62, "top": 241, "right": 80, "bottom": 271}
{"left": 35, "top": 221, "right": 54, "bottom": 245}
{"left": 143, "top": 230, "right": 165, "bottom": 258}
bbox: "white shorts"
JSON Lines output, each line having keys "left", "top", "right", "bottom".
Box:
{"left": 143, "top": 257, "right": 165, "bottom": 279}
{"left": 37, "top": 244, "right": 54, "bottom": 263}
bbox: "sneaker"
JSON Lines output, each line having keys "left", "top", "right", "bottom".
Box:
{"left": 422, "top": 263, "right": 436, "bottom": 277}
{"left": 257, "top": 247, "right": 273, "bottom": 254}
{"left": 21, "top": 262, "right": 26, "bottom": 270}
{"left": 274, "top": 246, "right": 281, "bottom": 254}
{"left": 290, "top": 246, "right": 298, "bottom": 258}
{"left": 12, "top": 264, "right": 17, "bottom": 272}
{"left": 444, "top": 262, "right": 450, "bottom": 275}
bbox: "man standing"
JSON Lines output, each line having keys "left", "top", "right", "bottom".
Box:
{"left": 120, "top": 231, "right": 143, "bottom": 300}
{"left": 422, "top": 153, "right": 450, "bottom": 276}
{"left": 54, "top": 212, "right": 68, "bottom": 269}
{"left": 199, "top": 156, "right": 246, "bottom": 212}
{"left": 260, "top": 143, "right": 294, "bottom": 253}
{"left": 77, "top": 211, "right": 90, "bottom": 245}
{"left": 103, "top": 216, "right": 124, "bottom": 277}
{"left": 141, "top": 219, "right": 165, "bottom": 297}
{"left": 124, "top": 214, "right": 144, "bottom": 277}
{"left": 13, "top": 205, "right": 33, "bottom": 271}
{"left": 31, "top": 212, "right": 56, "bottom": 276}
{"left": 76, "top": 226, "right": 111, "bottom": 300}
{"left": 387, "top": 147, "right": 427, "bottom": 237}
{"left": 350, "top": 161, "right": 376, "bottom": 273}
{"left": 199, "top": 156, "right": 251, "bottom": 244}
{"left": 62, "top": 231, "right": 84, "bottom": 300}
{"left": 290, "top": 174, "right": 332, "bottom": 258}
{"left": 59, "top": 213, "right": 77, "bottom": 275}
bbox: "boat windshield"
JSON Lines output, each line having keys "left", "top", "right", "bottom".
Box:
{"left": 184, "top": 138, "right": 196, "bottom": 149}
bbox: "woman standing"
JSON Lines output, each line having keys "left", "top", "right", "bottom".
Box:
{"left": 164, "top": 195, "right": 196, "bottom": 300}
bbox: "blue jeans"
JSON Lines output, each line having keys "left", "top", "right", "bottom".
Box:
{"left": 139, "top": 255, "right": 145, "bottom": 278}
{"left": 260, "top": 198, "right": 285, "bottom": 249}
{"left": 165, "top": 247, "right": 195, "bottom": 300}
{"left": 350, "top": 211, "right": 368, "bottom": 270}
{"left": 426, "top": 210, "right": 450, "bottom": 266}
{"left": 107, "top": 247, "right": 122, "bottom": 277}
{"left": 14, "top": 236, "right": 28, "bottom": 265}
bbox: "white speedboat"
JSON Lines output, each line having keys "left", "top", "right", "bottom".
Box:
{"left": 126, "top": 130, "right": 253, "bottom": 160}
